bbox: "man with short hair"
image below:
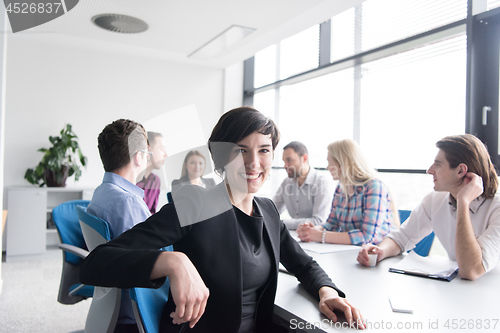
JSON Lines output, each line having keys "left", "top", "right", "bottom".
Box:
{"left": 358, "top": 134, "right": 500, "bottom": 280}
{"left": 85, "top": 120, "right": 209, "bottom": 332}
{"left": 273, "top": 141, "right": 334, "bottom": 230}
{"left": 88, "top": 119, "right": 152, "bottom": 331}
{"left": 136, "top": 131, "right": 167, "bottom": 214}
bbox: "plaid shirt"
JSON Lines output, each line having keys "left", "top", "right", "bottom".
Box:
{"left": 322, "top": 179, "right": 396, "bottom": 245}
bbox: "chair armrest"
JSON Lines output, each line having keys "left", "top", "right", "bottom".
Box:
{"left": 58, "top": 243, "right": 89, "bottom": 259}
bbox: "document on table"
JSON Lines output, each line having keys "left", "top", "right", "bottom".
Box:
{"left": 389, "top": 251, "right": 459, "bottom": 281}
{"left": 288, "top": 231, "right": 359, "bottom": 254}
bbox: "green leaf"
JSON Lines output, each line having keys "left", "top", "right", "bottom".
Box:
{"left": 61, "top": 133, "right": 69, "bottom": 145}
{"left": 29, "top": 123, "right": 87, "bottom": 186}
{"left": 35, "top": 164, "right": 45, "bottom": 175}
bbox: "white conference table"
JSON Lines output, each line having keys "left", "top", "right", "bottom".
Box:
{"left": 274, "top": 240, "right": 500, "bottom": 332}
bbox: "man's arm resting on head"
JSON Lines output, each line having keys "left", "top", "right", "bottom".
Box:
{"left": 455, "top": 202, "right": 486, "bottom": 280}
{"left": 455, "top": 172, "right": 486, "bottom": 280}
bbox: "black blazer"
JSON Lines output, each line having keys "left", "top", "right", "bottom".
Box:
{"left": 80, "top": 183, "right": 344, "bottom": 333}
{"left": 171, "top": 177, "right": 216, "bottom": 194}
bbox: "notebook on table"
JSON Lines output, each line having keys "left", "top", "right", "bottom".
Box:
{"left": 389, "top": 251, "right": 459, "bottom": 282}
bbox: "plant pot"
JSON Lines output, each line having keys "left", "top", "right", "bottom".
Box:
{"left": 45, "top": 166, "right": 69, "bottom": 187}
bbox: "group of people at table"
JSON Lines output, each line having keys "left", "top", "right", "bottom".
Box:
{"left": 79, "top": 107, "right": 500, "bottom": 333}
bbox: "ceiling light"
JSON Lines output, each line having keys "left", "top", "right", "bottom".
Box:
{"left": 189, "top": 25, "right": 255, "bottom": 60}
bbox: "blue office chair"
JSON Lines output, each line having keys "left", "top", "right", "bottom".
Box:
{"left": 130, "top": 275, "right": 171, "bottom": 333}
{"left": 77, "top": 206, "right": 121, "bottom": 333}
{"left": 52, "top": 199, "right": 93, "bottom": 305}
{"left": 399, "top": 210, "right": 435, "bottom": 257}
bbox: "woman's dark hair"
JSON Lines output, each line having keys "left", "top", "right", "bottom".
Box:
{"left": 208, "top": 107, "right": 280, "bottom": 175}
{"left": 436, "top": 134, "right": 498, "bottom": 198}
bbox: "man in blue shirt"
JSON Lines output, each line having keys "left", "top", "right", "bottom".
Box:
{"left": 85, "top": 120, "right": 209, "bottom": 332}
{"left": 88, "top": 119, "right": 155, "bottom": 332}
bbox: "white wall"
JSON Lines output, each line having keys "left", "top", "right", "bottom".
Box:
{"left": 2, "top": 34, "right": 225, "bottom": 210}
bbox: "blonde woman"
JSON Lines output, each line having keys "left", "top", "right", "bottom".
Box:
{"left": 171, "top": 150, "right": 216, "bottom": 193}
{"left": 297, "top": 139, "right": 398, "bottom": 245}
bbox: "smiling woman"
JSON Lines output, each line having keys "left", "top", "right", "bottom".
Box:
{"left": 80, "top": 107, "right": 365, "bottom": 333}
{"left": 208, "top": 109, "right": 278, "bottom": 214}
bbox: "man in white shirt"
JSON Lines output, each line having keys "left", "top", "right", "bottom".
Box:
{"left": 273, "top": 141, "right": 334, "bottom": 230}
{"left": 357, "top": 134, "right": 500, "bottom": 280}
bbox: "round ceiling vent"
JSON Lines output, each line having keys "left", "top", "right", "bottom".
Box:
{"left": 92, "top": 14, "right": 148, "bottom": 33}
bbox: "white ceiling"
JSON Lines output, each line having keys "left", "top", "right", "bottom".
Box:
{"left": 10, "top": 0, "right": 364, "bottom": 68}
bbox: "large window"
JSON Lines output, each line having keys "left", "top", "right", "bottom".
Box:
{"left": 244, "top": 0, "right": 493, "bottom": 207}
{"left": 251, "top": 0, "right": 467, "bottom": 168}
{"left": 254, "top": 68, "right": 354, "bottom": 168}
{"left": 360, "top": 35, "right": 466, "bottom": 169}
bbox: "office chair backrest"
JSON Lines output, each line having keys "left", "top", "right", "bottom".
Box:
{"left": 52, "top": 200, "right": 90, "bottom": 265}
{"left": 76, "top": 205, "right": 122, "bottom": 333}
{"left": 398, "top": 209, "right": 435, "bottom": 257}
{"left": 130, "top": 275, "right": 171, "bottom": 333}
{"left": 76, "top": 205, "right": 111, "bottom": 250}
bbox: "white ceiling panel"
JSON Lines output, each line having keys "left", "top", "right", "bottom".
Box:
{"left": 7, "top": 0, "right": 364, "bottom": 68}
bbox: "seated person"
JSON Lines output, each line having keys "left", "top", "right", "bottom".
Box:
{"left": 297, "top": 139, "right": 398, "bottom": 245}
{"left": 137, "top": 131, "right": 167, "bottom": 214}
{"left": 358, "top": 134, "right": 500, "bottom": 281}
{"left": 87, "top": 119, "right": 153, "bottom": 332}
{"left": 272, "top": 141, "right": 334, "bottom": 230}
{"left": 171, "top": 150, "right": 215, "bottom": 193}
{"left": 80, "top": 107, "right": 365, "bottom": 332}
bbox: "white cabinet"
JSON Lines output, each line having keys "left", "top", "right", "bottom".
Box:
{"left": 6, "top": 187, "right": 94, "bottom": 261}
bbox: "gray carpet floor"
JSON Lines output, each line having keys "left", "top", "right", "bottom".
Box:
{"left": 0, "top": 251, "right": 90, "bottom": 332}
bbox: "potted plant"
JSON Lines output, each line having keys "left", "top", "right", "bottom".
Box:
{"left": 24, "top": 124, "right": 87, "bottom": 187}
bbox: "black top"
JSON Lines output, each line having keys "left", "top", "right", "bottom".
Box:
{"left": 171, "top": 177, "right": 216, "bottom": 194}
{"left": 80, "top": 182, "right": 344, "bottom": 333}
{"left": 234, "top": 205, "right": 272, "bottom": 333}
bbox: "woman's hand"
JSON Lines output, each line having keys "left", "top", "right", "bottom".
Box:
{"left": 151, "top": 252, "right": 210, "bottom": 328}
{"left": 297, "top": 222, "right": 323, "bottom": 243}
{"left": 318, "top": 287, "right": 365, "bottom": 329}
